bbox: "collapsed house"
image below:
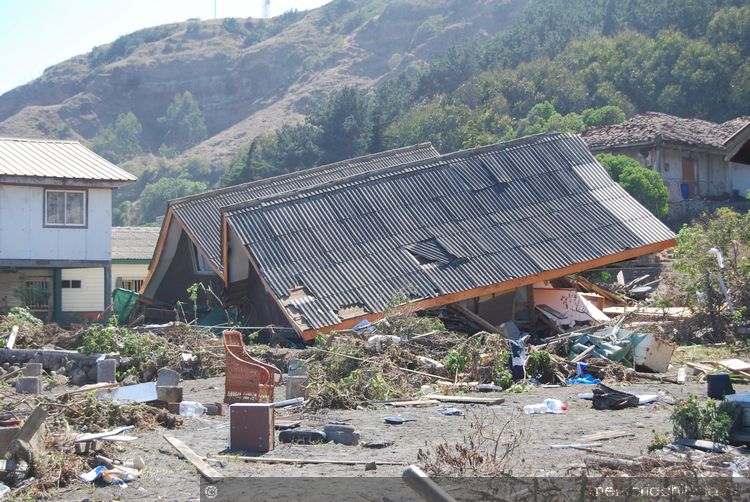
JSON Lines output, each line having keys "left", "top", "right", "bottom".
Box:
{"left": 218, "top": 133, "right": 676, "bottom": 340}
{"left": 139, "top": 143, "right": 440, "bottom": 321}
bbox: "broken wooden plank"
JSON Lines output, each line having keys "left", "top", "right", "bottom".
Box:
{"left": 163, "top": 434, "right": 223, "bottom": 483}
{"left": 424, "top": 395, "right": 504, "bottom": 405}
{"left": 718, "top": 359, "right": 750, "bottom": 372}
{"left": 217, "top": 454, "right": 405, "bottom": 466}
{"left": 76, "top": 426, "right": 134, "bottom": 442}
{"left": 6, "top": 326, "right": 18, "bottom": 350}
{"left": 602, "top": 306, "right": 692, "bottom": 318}
{"left": 387, "top": 400, "right": 440, "bottom": 408}
{"left": 570, "top": 275, "right": 625, "bottom": 306}
{"left": 549, "top": 443, "right": 602, "bottom": 449}
{"left": 274, "top": 420, "right": 301, "bottom": 430}
{"left": 674, "top": 438, "right": 750, "bottom": 455}
{"left": 448, "top": 304, "right": 499, "bottom": 334}
{"left": 63, "top": 382, "right": 120, "bottom": 397}
{"left": 579, "top": 430, "right": 636, "bottom": 442}
{"left": 570, "top": 345, "right": 596, "bottom": 363}
{"left": 403, "top": 464, "right": 457, "bottom": 502}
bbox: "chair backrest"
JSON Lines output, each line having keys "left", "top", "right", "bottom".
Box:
{"left": 223, "top": 330, "right": 244, "bottom": 349}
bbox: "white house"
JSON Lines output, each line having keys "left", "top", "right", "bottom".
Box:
{"left": 0, "top": 137, "right": 136, "bottom": 323}
{"left": 580, "top": 112, "right": 750, "bottom": 204}
{"left": 112, "top": 226, "right": 159, "bottom": 293}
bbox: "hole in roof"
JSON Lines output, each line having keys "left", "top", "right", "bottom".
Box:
{"left": 404, "top": 238, "right": 455, "bottom": 265}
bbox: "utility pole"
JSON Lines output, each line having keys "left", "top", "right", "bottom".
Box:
{"left": 262, "top": 0, "right": 271, "bottom": 19}
{"left": 214, "top": 0, "right": 217, "bottom": 19}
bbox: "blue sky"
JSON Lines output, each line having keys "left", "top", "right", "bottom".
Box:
{"left": 0, "top": 0, "right": 331, "bottom": 95}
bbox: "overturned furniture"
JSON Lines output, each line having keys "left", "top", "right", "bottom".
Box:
{"left": 223, "top": 330, "right": 282, "bottom": 404}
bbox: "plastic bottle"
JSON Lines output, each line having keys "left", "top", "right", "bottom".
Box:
{"left": 179, "top": 401, "right": 207, "bottom": 416}
{"left": 543, "top": 398, "right": 567, "bottom": 413}
{"left": 523, "top": 403, "right": 549, "bottom": 414}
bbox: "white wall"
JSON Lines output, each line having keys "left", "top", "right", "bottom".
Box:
{"left": 228, "top": 228, "right": 250, "bottom": 283}
{"left": 112, "top": 263, "right": 149, "bottom": 292}
{"left": 731, "top": 162, "right": 750, "bottom": 198}
{"left": 0, "top": 185, "right": 111, "bottom": 261}
{"left": 61, "top": 267, "right": 104, "bottom": 311}
{"left": 610, "top": 147, "right": 731, "bottom": 202}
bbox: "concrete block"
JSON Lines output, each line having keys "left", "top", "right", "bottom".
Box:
{"left": 22, "top": 363, "right": 42, "bottom": 377}
{"left": 16, "top": 377, "right": 41, "bottom": 395}
{"left": 285, "top": 375, "right": 308, "bottom": 400}
{"left": 156, "top": 386, "right": 183, "bottom": 403}
{"left": 288, "top": 359, "right": 308, "bottom": 377}
{"left": 97, "top": 359, "right": 117, "bottom": 384}
{"left": 0, "top": 427, "right": 20, "bottom": 457}
{"left": 156, "top": 368, "right": 180, "bottom": 387}
{"left": 230, "top": 403, "right": 274, "bottom": 452}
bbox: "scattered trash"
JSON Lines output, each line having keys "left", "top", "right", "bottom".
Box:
{"left": 523, "top": 398, "right": 567, "bottom": 414}
{"left": 362, "top": 440, "right": 394, "bottom": 449}
{"left": 437, "top": 408, "right": 463, "bottom": 416}
{"left": 178, "top": 401, "right": 207, "bottom": 417}
{"left": 384, "top": 416, "right": 416, "bottom": 425}
{"left": 364, "top": 461, "right": 377, "bottom": 471}
{"left": 80, "top": 465, "right": 137, "bottom": 485}
{"left": 323, "top": 423, "right": 360, "bottom": 445}
{"left": 272, "top": 397, "right": 304, "bottom": 408}
{"left": 475, "top": 384, "right": 504, "bottom": 392}
{"left": 592, "top": 385, "right": 639, "bottom": 410}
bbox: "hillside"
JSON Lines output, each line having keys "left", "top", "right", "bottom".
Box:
{"left": 0, "top": 0, "right": 525, "bottom": 164}
{"left": 2, "top": 0, "right": 749, "bottom": 226}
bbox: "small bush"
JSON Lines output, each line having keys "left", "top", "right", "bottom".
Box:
{"left": 671, "top": 394, "right": 737, "bottom": 443}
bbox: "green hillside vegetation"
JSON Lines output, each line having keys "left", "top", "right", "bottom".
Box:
{"left": 91, "top": 0, "right": 750, "bottom": 224}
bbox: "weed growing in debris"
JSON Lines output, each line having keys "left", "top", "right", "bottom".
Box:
{"left": 525, "top": 351, "right": 554, "bottom": 381}
{"left": 417, "top": 408, "right": 525, "bottom": 477}
{"left": 671, "top": 394, "right": 737, "bottom": 443}
{"left": 648, "top": 432, "right": 671, "bottom": 452}
{"left": 64, "top": 393, "right": 180, "bottom": 432}
{"left": 445, "top": 350, "right": 469, "bottom": 373}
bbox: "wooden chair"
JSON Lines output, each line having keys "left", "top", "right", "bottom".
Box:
{"left": 222, "top": 330, "right": 282, "bottom": 404}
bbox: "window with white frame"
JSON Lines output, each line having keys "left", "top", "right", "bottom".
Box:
{"left": 119, "top": 278, "right": 144, "bottom": 292}
{"left": 45, "top": 190, "right": 86, "bottom": 226}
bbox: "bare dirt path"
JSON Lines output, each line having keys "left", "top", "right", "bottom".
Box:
{"left": 49, "top": 377, "right": 728, "bottom": 501}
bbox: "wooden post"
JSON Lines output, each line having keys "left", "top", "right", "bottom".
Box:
{"left": 402, "top": 465, "right": 456, "bottom": 502}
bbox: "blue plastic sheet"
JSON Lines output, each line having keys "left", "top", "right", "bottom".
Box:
{"left": 566, "top": 373, "right": 601, "bottom": 385}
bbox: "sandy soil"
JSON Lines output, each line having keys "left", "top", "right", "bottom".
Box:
{"left": 47, "top": 375, "right": 736, "bottom": 502}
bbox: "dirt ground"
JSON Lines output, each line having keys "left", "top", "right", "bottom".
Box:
{"left": 47, "top": 375, "right": 734, "bottom": 502}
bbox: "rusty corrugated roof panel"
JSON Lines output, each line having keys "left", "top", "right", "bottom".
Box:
{"left": 225, "top": 133, "right": 675, "bottom": 332}
{"left": 0, "top": 137, "right": 136, "bottom": 182}
{"left": 112, "top": 226, "right": 160, "bottom": 260}
{"left": 580, "top": 112, "right": 750, "bottom": 151}
{"left": 169, "top": 143, "right": 440, "bottom": 272}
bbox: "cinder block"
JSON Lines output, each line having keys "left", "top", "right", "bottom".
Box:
{"left": 323, "top": 423, "right": 360, "bottom": 446}
{"left": 16, "top": 376, "right": 41, "bottom": 395}
{"left": 22, "top": 363, "right": 42, "bottom": 377}
{"left": 285, "top": 375, "right": 308, "bottom": 400}
{"left": 96, "top": 359, "right": 117, "bottom": 384}
{"left": 156, "top": 386, "right": 183, "bottom": 403}
{"left": 230, "top": 403, "right": 274, "bottom": 452}
{"left": 156, "top": 368, "right": 180, "bottom": 387}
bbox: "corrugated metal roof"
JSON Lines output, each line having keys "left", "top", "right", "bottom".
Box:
{"left": 112, "top": 226, "right": 160, "bottom": 260}
{"left": 0, "top": 137, "right": 137, "bottom": 182}
{"left": 225, "top": 133, "right": 675, "bottom": 332}
{"left": 169, "top": 143, "right": 440, "bottom": 272}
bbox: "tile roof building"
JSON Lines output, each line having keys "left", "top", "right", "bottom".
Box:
{"left": 580, "top": 112, "right": 750, "bottom": 204}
